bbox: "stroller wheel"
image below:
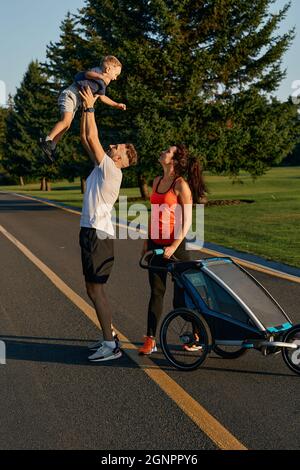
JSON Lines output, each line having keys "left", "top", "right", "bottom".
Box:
{"left": 213, "top": 345, "right": 248, "bottom": 359}
{"left": 160, "top": 308, "right": 212, "bottom": 371}
{"left": 282, "top": 325, "right": 300, "bottom": 375}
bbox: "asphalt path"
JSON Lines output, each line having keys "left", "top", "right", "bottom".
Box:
{"left": 0, "top": 192, "right": 299, "bottom": 450}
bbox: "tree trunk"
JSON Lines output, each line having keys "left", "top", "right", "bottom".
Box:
{"left": 46, "top": 179, "right": 51, "bottom": 192}
{"left": 40, "top": 177, "right": 46, "bottom": 191}
{"left": 80, "top": 177, "right": 86, "bottom": 194}
{"left": 19, "top": 176, "right": 24, "bottom": 186}
{"left": 138, "top": 174, "right": 149, "bottom": 200}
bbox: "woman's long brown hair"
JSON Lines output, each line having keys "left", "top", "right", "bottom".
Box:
{"left": 173, "top": 144, "right": 207, "bottom": 203}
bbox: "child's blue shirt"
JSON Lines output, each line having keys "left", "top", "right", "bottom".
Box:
{"left": 74, "top": 67, "right": 107, "bottom": 96}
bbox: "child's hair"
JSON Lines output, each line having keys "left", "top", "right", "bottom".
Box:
{"left": 101, "top": 55, "right": 122, "bottom": 70}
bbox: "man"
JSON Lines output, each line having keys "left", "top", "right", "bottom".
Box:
{"left": 78, "top": 86, "right": 138, "bottom": 362}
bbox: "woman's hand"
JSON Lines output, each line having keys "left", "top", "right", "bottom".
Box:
{"left": 141, "top": 240, "right": 148, "bottom": 257}
{"left": 79, "top": 86, "right": 99, "bottom": 109}
{"left": 163, "top": 244, "right": 177, "bottom": 259}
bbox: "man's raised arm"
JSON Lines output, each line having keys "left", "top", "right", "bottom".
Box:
{"left": 79, "top": 87, "right": 106, "bottom": 165}
{"left": 80, "top": 107, "right": 96, "bottom": 164}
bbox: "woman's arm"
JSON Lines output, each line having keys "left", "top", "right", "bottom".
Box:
{"left": 141, "top": 176, "right": 160, "bottom": 256}
{"left": 164, "top": 178, "right": 193, "bottom": 259}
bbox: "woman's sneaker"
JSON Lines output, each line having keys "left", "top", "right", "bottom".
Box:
{"left": 88, "top": 343, "right": 122, "bottom": 362}
{"left": 138, "top": 336, "right": 157, "bottom": 355}
{"left": 88, "top": 333, "right": 121, "bottom": 351}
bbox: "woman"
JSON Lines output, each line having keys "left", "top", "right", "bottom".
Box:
{"left": 139, "top": 144, "right": 207, "bottom": 355}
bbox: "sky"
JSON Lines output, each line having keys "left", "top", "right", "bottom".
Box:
{"left": 0, "top": 0, "right": 299, "bottom": 105}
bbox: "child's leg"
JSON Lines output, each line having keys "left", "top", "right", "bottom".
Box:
{"left": 47, "top": 112, "right": 73, "bottom": 143}
{"left": 52, "top": 128, "right": 68, "bottom": 146}
{"left": 45, "top": 87, "right": 80, "bottom": 146}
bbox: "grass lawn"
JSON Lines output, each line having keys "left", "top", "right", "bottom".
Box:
{"left": 1, "top": 166, "right": 300, "bottom": 267}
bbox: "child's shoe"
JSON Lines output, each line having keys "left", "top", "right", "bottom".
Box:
{"left": 39, "top": 138, "right": 55, "bottom": 163}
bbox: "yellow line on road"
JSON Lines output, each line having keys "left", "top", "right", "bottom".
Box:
{"left": 0, "top": 222, "right": 247, "bottom": 450}
{"left": 3, "top": 191, "right": 300, "bottom": 284}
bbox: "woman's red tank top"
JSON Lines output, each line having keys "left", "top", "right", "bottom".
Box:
{"left": 150, "top": 177, "right": 180, "bottom": 245}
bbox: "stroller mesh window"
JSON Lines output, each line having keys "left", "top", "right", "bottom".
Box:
{"left": 183, "top": 269, "right": 249, "bottom": 323}
{"left": 204, "top": 262, "right": 287, "bottom": 328}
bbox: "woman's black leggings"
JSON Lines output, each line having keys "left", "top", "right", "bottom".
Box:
{"left": 146, "top": 238, "right": 194, "bottom": 338}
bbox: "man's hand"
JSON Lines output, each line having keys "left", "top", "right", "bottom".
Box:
{"left": 79, "top": 86, "right": 99, "bottom": 109}
{"left": 117, "top": 103, "right": 127, "bottom": 111}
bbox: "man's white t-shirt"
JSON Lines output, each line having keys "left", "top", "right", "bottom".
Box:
{"left": 80, "top": 154, "right": 122, "bottom": 236}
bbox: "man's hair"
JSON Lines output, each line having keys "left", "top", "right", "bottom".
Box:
{"left": 125, "top": 144, "right": 138, "bottom": 166}
{"left": 101, "top": 55, "right": 122, "bottom": 70}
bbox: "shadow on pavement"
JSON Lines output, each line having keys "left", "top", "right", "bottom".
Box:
{"left": 2, "top": 336, "right": 141, "bottom": 369}
{"left": 0, "top": 200, "right": 56, "bottom": 212}
{"left": 1, "top": 335, "right": 297, "bottom": 377}
{"left": 0, "top": 334, "right": 89, "bottom": 343}
{"left": 148, "top": 355, "right": 298, "bottom": 379}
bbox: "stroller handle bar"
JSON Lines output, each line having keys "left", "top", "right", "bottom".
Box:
{"left": 139, "top": 249, "right": 203, "bottom": 272}
{"left": 139, "top": 249, "right": 169, "bottom": 271}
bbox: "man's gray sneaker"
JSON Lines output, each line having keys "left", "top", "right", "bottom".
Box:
{"left": 88, "top": 343, "right": 122, "bottom": 362}
{"left": 88, "top": 334, "right": 121, "bottom": 351}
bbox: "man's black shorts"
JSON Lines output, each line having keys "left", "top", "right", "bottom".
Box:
{"left": 79, "top": 227, "right": 114, "bottom": 284}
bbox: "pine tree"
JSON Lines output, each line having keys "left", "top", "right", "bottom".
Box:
{"left": 45, "top": 12, "right": 87, "bottom": 88}
{"left": 142, "top": 0, "right": 300, "bottom": 176}
{"left": 3, "top": 61, "right": 59, "bottom": 186}
{"left": 0, "top": 97, "right": 15, "bottom": 182}
{"left": 79, "top": 0, "right": 300, "bottom": 182}
{"left": 0, "top": 106, "right": 8, "bottom": 168}
{"left": 44, "top": 13, "right": 95, "bottom": 186}
{"left": 43, "top": 0, "right": 300, "bottom": 197}
{"left": 70, "top": 0, "right": 176, "bottom": 195}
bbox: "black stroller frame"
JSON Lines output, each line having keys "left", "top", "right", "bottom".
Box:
{"left": 140, "top": 250, "right": 300, "bottom": 374}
